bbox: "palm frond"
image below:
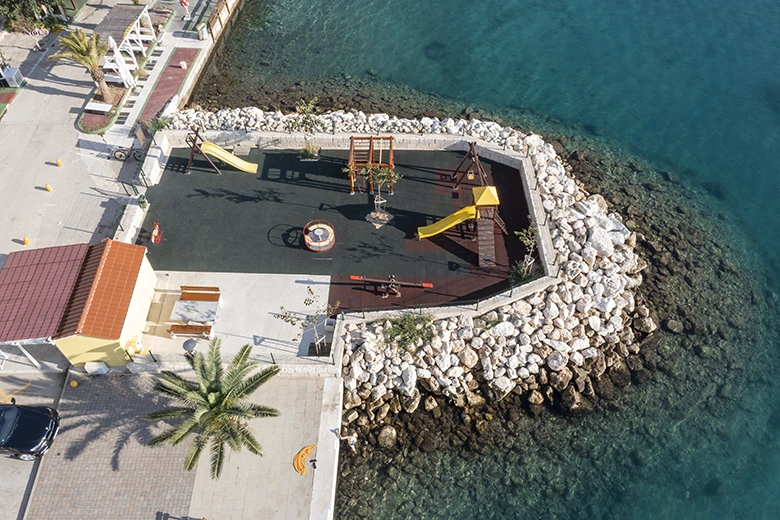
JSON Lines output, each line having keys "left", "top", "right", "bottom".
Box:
{"left": 148, "top": 427, "right": 178, "bottom": 446}
{"left": 166, "top": 416, "right": 202, "bottom": 446}
{"left": 192, "top": 352, "right": 210, "bottom": 395}
{"left": 237, "top": 423, "right": 262, "bottom": 455}
{"left": 226, "top": 365, "right": 280, "bottom": 401}
{"left": 206, "top": 338, "right": 224, "bottom": 385}
{"left": 223, "top": 345, "right": 258, "bottom": 388}
{"left": 146, "top": 407, "right": 192, "bottom": 421}
{"left": 184, "top": 434, "right": 208, "bottom": 471}
{"left": 222, "top": 403, "right": 280, "bottom": 419}
{"left": 210, "top": 435, "right": 226, "bottom": 480}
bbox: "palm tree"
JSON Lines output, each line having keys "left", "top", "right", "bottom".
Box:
{"left": 50, "top": 29, "right": 112, "bottom": 103}
{"left": 146, "top": 339, "right": 280, "bottom": 479}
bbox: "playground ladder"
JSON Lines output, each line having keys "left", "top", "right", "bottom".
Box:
{"left": 477, "top": 219, "right": 497, "bottom": 267}
{"left": 494, "top": 213, "right": 508, "bottom": 235}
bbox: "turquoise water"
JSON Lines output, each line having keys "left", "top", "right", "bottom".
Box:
{"left": 199, "top": 0, "right": 780, "bottom": 517}
{"left": 213, "top": 0, "right": 780, "bottom": 275}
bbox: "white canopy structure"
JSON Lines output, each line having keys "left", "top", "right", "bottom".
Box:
{"left": 94, "top": 5, "right": 157, "bottom": 88}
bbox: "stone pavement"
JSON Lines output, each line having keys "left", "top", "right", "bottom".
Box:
{"left": 24, "top": 372, "right": 196, "bottom": 520}
{"left": 188, "top": 374, "right": 342, "bottom": 520}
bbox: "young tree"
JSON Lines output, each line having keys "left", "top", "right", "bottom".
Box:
{"left": 367, "top": 166, "right": 401, "bottom": 216}
{"left": 283, "top": 98, "right": 320, "bottom": 159}
{"left": 275, "top": 286, "right": 339, "bottom": 355}
{"left": 146, "top": 339, "right": 280, "bottom": 480}
{"left": 50, "top": 29, "right": 112, "bottom": 103}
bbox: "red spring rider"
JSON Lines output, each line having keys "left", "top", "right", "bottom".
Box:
{"left": 150, "top": 222, "right": 163, "bottom": 244}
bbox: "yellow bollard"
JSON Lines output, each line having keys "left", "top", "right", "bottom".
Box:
{"left": 45, "top": 184, "right": 52, "bottom": 192}
{"left": 69, "top": 380, "right": 79, "bottom": 388}
{"left": 55, "top": 159, "right": 62, "bottom": 167}
{"left": 23, "top": 237, "right": 30, "bottom": 246}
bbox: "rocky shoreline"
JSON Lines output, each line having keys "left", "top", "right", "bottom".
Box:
{"left": 168, "top": 104, "right": 780, "bottom": 518}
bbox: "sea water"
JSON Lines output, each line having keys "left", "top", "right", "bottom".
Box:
{"left": 199, "top": 0, "right": 780, "bottom": 517}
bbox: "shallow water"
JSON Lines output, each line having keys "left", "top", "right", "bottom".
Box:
{"left": 196, "top": 0, "right": 780, "bottom": 517}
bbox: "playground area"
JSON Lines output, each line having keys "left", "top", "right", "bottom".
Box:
{"left": 138, "top": 142, "right": 531, "bottom": 312}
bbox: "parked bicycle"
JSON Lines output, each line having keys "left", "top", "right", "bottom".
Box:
{"left": 110, "top": 144, "right": 145, "bottom": 162}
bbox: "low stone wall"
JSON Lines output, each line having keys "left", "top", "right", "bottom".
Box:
{"left": 164, "top": 108, "right": 653, "bottom": 421}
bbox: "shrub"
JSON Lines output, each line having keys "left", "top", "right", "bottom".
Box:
{"left": 383, "top": 313, "right": 434, "bottom": 351}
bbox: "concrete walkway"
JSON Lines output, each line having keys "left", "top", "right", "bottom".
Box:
{"left": 0, "top": 0, "right": 207, "bottom": 267}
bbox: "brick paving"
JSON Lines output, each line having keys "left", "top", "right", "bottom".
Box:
{"left": 138, "top": 47, "right": 200, "bottom": 124}
{"left": 25, "top": 373, "right": 196, "bottom": 520}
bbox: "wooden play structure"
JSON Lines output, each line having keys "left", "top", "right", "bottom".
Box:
{"left": 347, "top": 136, "right": 395, "bottom": 195}
{"left": 450, "top": 141, "right": 489, "bottom": 190}
{"left": 186, "top": 127, "right": 258, "bottom": 175}
{"left": 349, "top": 275, "right": 434, "bottom": 298}
{"left": 417, "top": 143, "right": 508, "bottom": 267}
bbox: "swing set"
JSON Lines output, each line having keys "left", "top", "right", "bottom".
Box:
{"left": 346, "top": 136, "right": 395, "bottom": 195}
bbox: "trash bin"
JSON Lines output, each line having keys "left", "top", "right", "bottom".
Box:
{"left": 195, "top": 22, "right": 209, "bottom": 41}
{"left": 138, "top": 194, "right": 148, "bottom": 209}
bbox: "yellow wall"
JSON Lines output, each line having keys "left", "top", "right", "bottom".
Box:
{"left": 54, "top": 335, "right": 125, "bottom": 366}
{"left": 55, "top": 256, "right": 157, "bottom": 367}
{"left": 119, "top": 255, "right": 157, "bottom": 352}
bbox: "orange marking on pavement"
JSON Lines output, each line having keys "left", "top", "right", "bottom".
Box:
{"left": 0, "top": 382, "right": 31, "bottom": 403}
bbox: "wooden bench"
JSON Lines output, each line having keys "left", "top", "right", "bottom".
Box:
{"left": 180, "top": 286, "right": 221, "bottom": 292}
{"left": 180, "top": 291, "right": 221, "bottom": 302}
{"left": 168, "top": 324, "right": 212, "bottom": 338}
{"left": 85, "top": 102, "right": 112, "bottom": 114}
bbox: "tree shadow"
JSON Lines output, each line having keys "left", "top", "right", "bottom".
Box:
{"left": 55, "top": 373, "right": 174, "bottom": 471}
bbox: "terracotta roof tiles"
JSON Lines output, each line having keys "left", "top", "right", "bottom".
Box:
{"left": 0, "top": 244, "right": 89, "bottom": 343}
{"left": 56, "top": 240, "right": 146, "bottom": 340}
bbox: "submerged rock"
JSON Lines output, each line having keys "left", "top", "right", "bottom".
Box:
{"left": 377, "top": 425, "right": 397, "bottom": 449}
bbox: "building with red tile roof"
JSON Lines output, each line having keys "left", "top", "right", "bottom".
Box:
{"left": 0, "top": 239, "right": 157, "bottom": 366}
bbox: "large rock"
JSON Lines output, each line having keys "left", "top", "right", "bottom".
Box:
{"left": 561, "top": 385, "right": 592, "bottom": 414}
{"left": 587, "top": 226, "right": 615, "bottom": 257}
{"left": 549, "top": 367, "right": 573, "bottom": 391}
{"left": 459, "top": 347, "right": 479, "bottom": 369}
{"left": 546, "top": 352, "right": 569, "bottom": 371}
{"left": 398, "top": 366, "right": 417, "bottom": 396}
{"left": 377, "top": 425, "right": 397, "bottom": 449}
{"left": 633, "top": 317, "right": 657, "bottom": 333}
{"left": 665, "top": 319, "right": 684, "bottom": 334}
{"left": 528, "top": 390, "right": 545, "bottom": 405}
{"left": 400, "top": 389, "right": 421, "bottom": 414}
{"left": 465, "top": 389, "right": 486, "bottom": 407}
{"left": 491, "top": 321, "right": 515, "bottom": 337}
{"left": 492, "top": 376, "right": 516, "bottom": 399}
{"left": 370, "top": 384, "right": 387, "bottom": 402}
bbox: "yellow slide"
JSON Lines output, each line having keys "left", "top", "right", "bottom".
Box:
{"left": 417, "top": 205, "right": 478, "bottom": 239}
{"left": 200, "top": 142, "right": 258, "bottom": 173}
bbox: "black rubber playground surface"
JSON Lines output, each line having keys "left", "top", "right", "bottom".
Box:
{"left": 139, "top": 148, "right": 530, "bottom": 311}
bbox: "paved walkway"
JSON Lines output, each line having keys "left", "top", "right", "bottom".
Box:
{"left": 0, "top": 0, "right": 207, "bottom": 267}
{"left": 23, "top": 372, "right": 341, "bottom": 520}
{"left": 24, "top": 373, "right": 196, "bottom": 520}
{"left": 189, "top": 375, "right": 342, "bottom": 520}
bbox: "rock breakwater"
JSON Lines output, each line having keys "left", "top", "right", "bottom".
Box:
{"left": 168, "top": 107, "right": 656, "bottom": 420}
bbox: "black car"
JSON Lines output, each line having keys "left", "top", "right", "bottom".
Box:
{"left": 0, "top": 398, "right": 59, "bottom": 460}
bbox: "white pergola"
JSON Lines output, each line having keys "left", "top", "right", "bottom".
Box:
{"left": 95, "top": 5, "right": 157, "bottom": 88}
